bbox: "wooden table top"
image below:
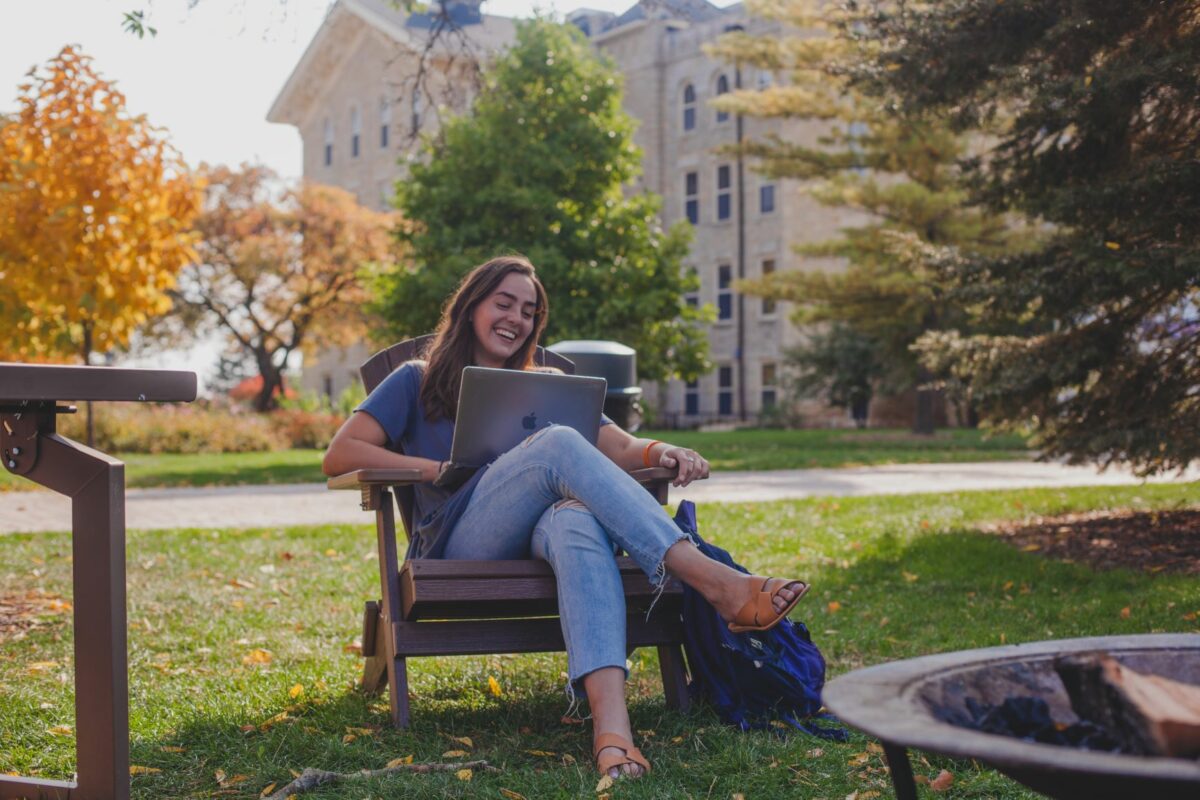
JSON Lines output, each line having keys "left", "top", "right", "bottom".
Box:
{"left": 0, "top": 362, "right": 197, "bottom": 403}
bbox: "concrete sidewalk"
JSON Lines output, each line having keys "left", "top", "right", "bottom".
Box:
{"left": 1, "top": 461, "right": 1195, "bottom": 534}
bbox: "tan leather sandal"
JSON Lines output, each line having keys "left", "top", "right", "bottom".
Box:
{"left": 727, "top": 576, "right": 810, "bottom": 633}
{"left": 593, "top": 732, "right": 651, "bottom": 777}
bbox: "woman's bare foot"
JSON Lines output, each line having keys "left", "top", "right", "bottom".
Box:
{"left": 663, "top": 540, "right": 809, "bottom": 625}
{"left": 583, "top": 667, "right": 648, "bottom": 779}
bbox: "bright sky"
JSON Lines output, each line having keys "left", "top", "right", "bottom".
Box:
{"left": 0, "top": 0, "right": 695, "bottom": 181}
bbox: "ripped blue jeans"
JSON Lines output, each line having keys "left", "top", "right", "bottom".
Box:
{"left": 443, "top": 425, "right": 689, "bottom": 695}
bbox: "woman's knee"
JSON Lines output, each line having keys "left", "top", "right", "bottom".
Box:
{"left": 521, "top": 423, "right": 588, "bottom": 454}
{"left": 540, "top": 504, "right": 617, "bottom": 556}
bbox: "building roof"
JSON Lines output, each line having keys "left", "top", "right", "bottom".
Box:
{"left": 267, "top": 0, "right": 516, "bottom": 126}
{"left": 603, "top": 0, "right": 725, "bottom": 32}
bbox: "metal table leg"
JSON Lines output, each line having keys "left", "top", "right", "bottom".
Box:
{"left": 2, "top": 409, "right": 128, "bottom": 800}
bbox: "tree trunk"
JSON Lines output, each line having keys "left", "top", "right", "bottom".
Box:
{"left": 912, "top": 369, "right": 935, "bottom": 436}
{"left": 81, "top": 324, "right": 95, "bottom": 448}
{"left": 254, "top": 351, "right": 285, "bottom": 412}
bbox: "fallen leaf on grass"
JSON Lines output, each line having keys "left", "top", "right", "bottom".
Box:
{"left": 488, "top": 675, "right": 502, "bottom": 697}
{"left": 500, "top": 789, "right": 527, "bottom": 800}
{"left": 242, "top": 649, "right": 273, "bottom": 666}
{"left": 930, "top": 769, "right": 954, "bottom": 791}
{"left": 526, "top": 750, "right": 556, "bottom": 757}
{"left": 386, "top": 755, "right": 414, "bottom": 767}
{"left": 445, "top": 734, "right": 474, "bottom": 748}
{"left": 562, "top": 754, "right": 576, "bottom": 765}
{"left": 561, "top": 715, "right": 585, "bottom": 725}
{"left": 636, "top": 729, "right": 655, "bottom": 737}
{"left": 230, "top": 578, "right": 256, "bottom": 590}
{"left": 160, "top": 746, "right": 186, "bottom": 753}
{"left": 289, "top": 684, "right": 304, "bottom": 699}
{"left": 258, "top": 711, "right": 290, "bottom": 731}
{"left": 847, "top": 752, "right": 870, "bottom": 766}
{"left": 27, "top": 661, "right": 59, "bottom": 673}
{"left": 596, "top": 775, "right": 614, "bottom": 792}
{"left": 259, "top": 783, "right": 276, "bottom": 797}
{"left": 456, "top": 768, "right": 472, "bottom": 781}
{"left": 733, "top": 794, "right": 746, "bottom": 800}
{"left": 346, "top": 726, "right": 378, "bottom": 736}
{"left": 129, "top": 765, "right": 160, "bottom": 775}
{"left": 1021, "top": 544, "right": 1041, "bottom": 552}
{"left": 342, "top": 734, "right": 357, "bottom": 744}
{"left": 827, "top": 601, "right": 841, "bottom": 613}
{"left": 48, "top": 725, "right": 73, "bottom": 737}
{"left": 902, "top": 571, "right": 920, "bottom": 582}
{"left": 866, "top": 742, "right": 883, "bottom": 754}
{"left": 443, "top": 750, "right": 469, "bottom": 758}
{"left": 215, "top": 770, "right": 249, "bottom": 787}
{"left": 806, "top": 748, "right": 824, "bottom": 758}
{"left": 671, "top": 735, "right": 684, "bottom": 744}
{"left": 1120, "top": 606, "right": 1131, "bottom": 619}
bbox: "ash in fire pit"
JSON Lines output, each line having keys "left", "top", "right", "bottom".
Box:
{"left": 931, "top": 652, "right": 1200, "bottom": 759}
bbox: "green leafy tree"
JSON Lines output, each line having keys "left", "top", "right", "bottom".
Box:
{"left": 374, "top": 18, "right": 709, "bottom": 381}
{"left": 857, "top": 0, "right": 1200, "bottom": 473}
{"left": 788, "top": 323, "right": 883, "bottom": 427}
{"left": 711, "top": 0, "right": 1031, "bottom": 433}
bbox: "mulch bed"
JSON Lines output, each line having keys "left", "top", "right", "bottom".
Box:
{"left": 983, "top": 509, "right": 1200, "bottom": 575}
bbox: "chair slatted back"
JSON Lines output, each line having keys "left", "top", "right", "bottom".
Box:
{"left": 358, "top": 336, "right": 575, "bottom": 539}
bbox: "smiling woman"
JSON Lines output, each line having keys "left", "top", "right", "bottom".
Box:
{"left": 321, "top": 253, "right": 810, "bottom": 781}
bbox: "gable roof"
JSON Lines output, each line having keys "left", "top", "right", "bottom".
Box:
{"left": 267, "top": 0, "right": 515, "bottom": 126}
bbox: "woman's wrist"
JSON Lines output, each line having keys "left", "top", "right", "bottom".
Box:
{"left": 641, "top": 439, "right": 665, "bottom": 468}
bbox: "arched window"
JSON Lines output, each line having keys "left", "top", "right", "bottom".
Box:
{"left": 323, "top": 117, "right": 333, "bottom": 166}
{"left": 350, "top": 105, "right": 361, "bottom": 158}
{"left": 379, "top": 96, "right": 392, "bottom": 148}
{"left": 682, "top": 83, "right": 696, "bottom": 131}
{"left": 715, "top": 74, "right": 730, "bottom": 123}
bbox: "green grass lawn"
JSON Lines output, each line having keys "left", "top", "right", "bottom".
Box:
{"left": 2, "top": 482, "right": 1196, "bottom": 798}
{"left": 638, "top": 426, "right": 1031, "bottom": 472}
{"left": 0, "top": 428, "right": 1030, "bottom": 493}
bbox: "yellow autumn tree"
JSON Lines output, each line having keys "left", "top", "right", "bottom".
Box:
{"left": 0, "top": 45, "right": 202, "bottom": 364}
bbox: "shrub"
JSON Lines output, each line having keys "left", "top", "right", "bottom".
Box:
{"left": 268, "top": 408, "right": 345, "bottom": 450}
{"left": 59, "top": 402, "right": 287, "bottom": 454}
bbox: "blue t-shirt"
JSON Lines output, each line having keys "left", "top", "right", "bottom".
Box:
{"left": 356, "top": 362, "right": 454, "bottom": 542}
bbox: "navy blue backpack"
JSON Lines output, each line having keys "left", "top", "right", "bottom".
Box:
{"left": 672, "top": 501, "right": 847, "bottom": 739}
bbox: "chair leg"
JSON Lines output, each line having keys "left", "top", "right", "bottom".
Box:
{"left": 387, "top": 655, "right": 411, "bottom": 729}
{"left": 658, "top": 643, "right": 691, "bottom": 712}
{"left": 361, "top": 601, "right": 388, "bottom": 694}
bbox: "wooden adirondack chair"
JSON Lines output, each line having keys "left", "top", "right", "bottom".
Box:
{"left": 328, "top": 335, "right": 690, "bottom": 728}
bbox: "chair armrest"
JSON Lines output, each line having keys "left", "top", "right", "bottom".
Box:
{"left": 327, "top": 468, "right": 424, "bottom": 490}
{"left": 628, "top": 467, "right": 676, "bottom": 484}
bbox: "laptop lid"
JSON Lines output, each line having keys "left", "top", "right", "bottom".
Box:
{"left": 450, "top": 367, "right": 607, "bottom": 468}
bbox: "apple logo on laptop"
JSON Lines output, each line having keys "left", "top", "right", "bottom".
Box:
{"left": 522, "top": 412, "right": 538, "bottom": 430}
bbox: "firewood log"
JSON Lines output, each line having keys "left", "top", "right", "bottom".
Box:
{"left": 1055, "top": 652, "right": 1200, "bottom": 758}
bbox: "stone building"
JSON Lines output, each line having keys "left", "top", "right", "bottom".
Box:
{"left": 268, "top": 0, "right": 859, "bottom": 426}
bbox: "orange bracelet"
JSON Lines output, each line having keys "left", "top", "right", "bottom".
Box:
{"left": 642, "top": 440, "right": 663, "bottom": 468}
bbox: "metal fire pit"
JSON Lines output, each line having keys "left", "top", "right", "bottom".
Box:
{"left": 823, "top": 634, "right": 1200, "bottom": 800}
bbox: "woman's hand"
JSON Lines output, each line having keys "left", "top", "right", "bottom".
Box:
{"left": 657, "top": 445, "right": 709, "bottom": 487}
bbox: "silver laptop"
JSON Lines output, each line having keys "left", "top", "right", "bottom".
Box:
{"left": 437, "top": 367, "right": 606, "bottom": 486}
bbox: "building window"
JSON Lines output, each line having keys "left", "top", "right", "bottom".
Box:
{"left": 682, "top": 84, "right": 696, "bottom": 131}
{"left": 717, "top": 263, "right": 733, "bottom": 321}
{"left": 350, "top": 105, "right": 361, "bottom": 158}
{"left": 761, "top": 362, "right": 778, "bottom": 411}
{"left": 760, "top": 182, "right": 775, "bottom": 214}
{"left": 761, "top": 259, "right": 777, "bottom": 316}
{"left": 756, "top": 70, "right": 773, "bottom": 90}
{"left": 716, "top": 164, "right": 731, "bottom": 221}
{"left": 685, "top": 171, "right": 699, "bottom": 225}
{"left": 379, "top": 96, "right": 392, "bottom": 148}
{"left": 718, "top": 366, "right": 734, "bottom": 416}
{"left": 323, "top": 117, "right": 333, "bottom": 167}
{"left": 715, "top": 74, "right": 730, "bottom": 123}
{"left": 685, "top": 379, "right": 699, "bottom": 416}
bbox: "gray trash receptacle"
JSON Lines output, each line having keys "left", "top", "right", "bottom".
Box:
{"left": 547, "top": 340, "right": 643, "bottom": 432}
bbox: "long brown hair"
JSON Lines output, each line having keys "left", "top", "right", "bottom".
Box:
{"left": 419, "top": 255, "right": 549, "bottom": 421}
